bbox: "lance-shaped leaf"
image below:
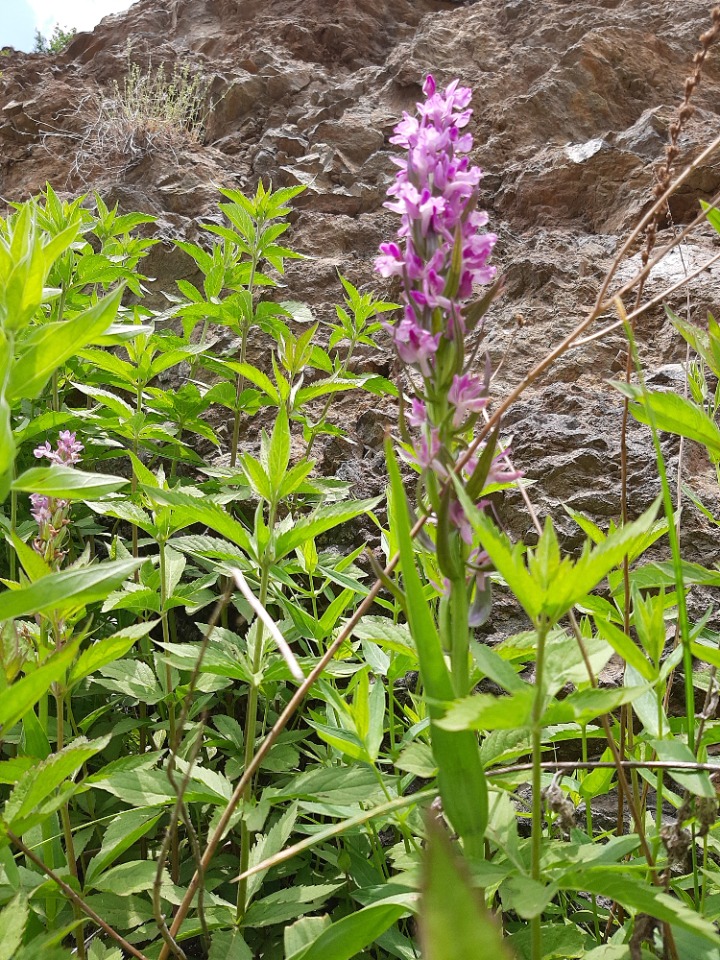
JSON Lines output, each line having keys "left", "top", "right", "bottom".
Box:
{"left": 0, "top": 637, "right": 81, "bottom": 733}
{"left": 420, "top": 814, "right": 514, "bottom": 960}
{"left": 140, "top": 486, "right": 255, "bottom": 555}
{"left": 5, "top": 735, "right": 110, "bottom": 834}
{"left": 386, "top": 440, "right": 487, "bottom": 854}
{"left": 273, "top": 498, "right": 382, "bottom": 560}
{"left": 614, "top": 381, "right": 720, "bottom": 458}
{"left": 12, "top": 465, "right": 128, "bottom": 499}
{"left": 0, "top": 558, "right": 141, "bottom": 621}
{"left": 7, "top": 286, "right": 124, "bottom": 402}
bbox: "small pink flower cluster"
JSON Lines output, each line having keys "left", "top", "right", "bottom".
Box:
{"left": 376, "top": 75, "right": 497, "bottom": 370}
{"left": 377, "top": 76, "right": 521, "bottom": 623}
{"left": 30, "top": 432, "right": 83, "bottom": 565}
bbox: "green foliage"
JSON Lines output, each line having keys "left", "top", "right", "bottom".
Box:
{"left": 1, "top": 181, "right": 720, "bottom": 960}
{"left": 33, "top": 25, "right": 77, "bottom": 54}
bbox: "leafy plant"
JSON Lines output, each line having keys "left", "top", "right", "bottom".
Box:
{"left": 3, "top": 15, "right": 720, "bottom": 958}
{"left": 33, "top": 24, "right": 77, "bottom": 55}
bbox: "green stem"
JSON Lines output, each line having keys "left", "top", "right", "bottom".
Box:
{"left": 189, "top": 318, "right": 210, "bottom": 378}
{"left": 236, "top": 502, "right": 276, "bottom": 919}
{"left": 51, "top": 285, "right": 68, "bottom": 413}
{"left": 159, "top": 540, "right": 179, "bottom": 882}
{"left": 39, "top": 689, "right": 59, "bottom": 928}
{"left": 56, "top": 690, "right": 86, "bottom": 960}
{"left": 9, "top": 471, "right": 17, "bottom": 582}
{"left": 624, "top": 320, "right": 694, "bottom": 751}
{"left": 449, "top": 574, "right": 470, "bottom": 697}
{"left": 530, "top": 617, "right": 550, "bottom": 960}
{"left": 304, "top": 341, "right": 357, "bottom": 459}
{"left": 581, "top": 726, "right": 600, "bottom": 942}
{"left": 230, "top": 249, "right": 259, "bottom": 468}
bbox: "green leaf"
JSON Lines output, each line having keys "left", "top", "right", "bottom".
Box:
{"left": 306, "top": 721, "right": 369, "bottom": 763}
{"left": 267, "top": 406, "right": 291, "bottom": 495}
{"left": 542, "top": 686, "right": 650, "bottom": 725}
{"left": 90, "top": 860, "right": 163, "bottom": 896}
{"left": 285, "top": 917, "right": 332, "bottom": 960}
{"left": 438, "top": 689, "right": 535, "bottom": 732}
{"left": 0, "top": 637, "right": 81, "bottom": 733}
{"left": 395, "top": 741, "right": 437, "bottom": 778}
{"left": 471, "top": 641, "right": 526, "bottom": 694}
{"left": 94, "top": 659, "right": 164, "bottom": 704}
{"left": 68, "top": 621, "right": 158, "bottom": 685}
{"left": 90, "top": 764, "right": 230, "bottom": 807}
{"left": 243, "top": 884, "right": 344, "bottom": 928}
{"left": 420, "top": 815, "right": 513, "bottom": 959}
{"left": 8, "top": 286, "right": 124, "bottom": 401}
{"left": 0, "top": 558, "right": 141, "bottom": 620}
{"left": 500, "top": 875, "right": 557, "bottom": 920}
{"left": 223, "top": 360, "right": 280, "bottom": 403}
{"left": 209, "top": 930, "right": 252, "bottom": 960}
{"left": 12, "top": 466, "right": 128, "bottom": 499}
{"left": 288, "top": 902, "right": 408, "bottom": 960}
{"left": 454, "top": 486, "right": 539, "bottom": 619}
{"left": 650, "top": 738, "right": 715, "bottom": 798}
{"left": 594, "top": 617, "right": 654, "bottom": 680}
{"left": 85, "top": 808, "right": 163, "bottom": 885}
{"left": 274, "top": 498, "right": 381, "bottom": 561}
{"left": 466, "top": 493, "right": 659, "bottom": 625}
{"left": 12, "top": 531, "right": 51, "bottom": 582}
{"left": 559, "top": 869, "right": 720, "bottom": 944}
{"left": 265, "top": 765, "right": 379, "bottom": 803}
{"left": 614, "top": 382, "right": 720, "bottom": 458}
{"left": 5, "top": 735, "right": 110, "bottom": 833}
{"left": 140, "top": 487, "right": 254, "bottom": 556}
{"left": 0, "top": 893, "right": 29, "bottom": 960}
{"left": 387, "top": 440, "right": 487, "bottom": 853}
{"left": 239, "top": 453, "right": 272, "bottom": 502}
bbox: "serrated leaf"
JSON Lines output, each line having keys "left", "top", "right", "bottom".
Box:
{"left": 274, "top": 498, "right": 381, "bottom": 560}
{"left": 85, "top": 808, "right": 163, "bottom": 885}
{"left": 8, "top": 286, "right": 124, "bottom": 402}
{"left": 0, "top": 893, "right": 28, "bottom": 960}
{"left": 5, "top": 735, "right": 110, "bottom": 832}
{"left": 0, "top": 558, "right": 141, "bottom": 620}
{"left": 68, "top": 621, "right": 158, "bottom": 685}
{"left": 614, "top": 382, "right": 720, "bottom": 457}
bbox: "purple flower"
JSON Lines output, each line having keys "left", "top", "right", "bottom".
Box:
{"left": 404, "top": 429, "right": 445, "bottom": 475}
{"left": 375, "top": 242, "right": 404, "bottom": 279}
{"left": 34, "top": 432, "right": 83, "bottom": 466}
{"left": 56, "top": 431, "right": 84, "bottom": 465}
{"left": 406, "top": 397, "right": 428, "bottom": 428}
{"left": 448, "top": 373, "right": 488, "bottom": 428}
{"left": 29, "top": 433, "right": 82, "bottom": 564}
{"left": 29, "top": 493, "right": 52, "bottom": 526}
{"left": 465, "top": 445, "right": 523, "bottom": 486}
{"left": 449, "top": 498, "right": 473, "bottom": 545}
{"left": 376, "top": 73, "right": 497, "bottom": 363}
{"left": 392, "top": 313, "right": 440, "bottom": 377}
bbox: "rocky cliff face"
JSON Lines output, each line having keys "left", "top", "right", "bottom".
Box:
{"left": 2, "top": 0, "right": 720, "bottom": 629}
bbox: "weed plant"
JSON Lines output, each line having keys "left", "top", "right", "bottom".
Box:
{"left": 83, "top": 49, "right": 212, "bottom": 164}
{"left": 2, "top": 8, "right": 720, "bottom": 960}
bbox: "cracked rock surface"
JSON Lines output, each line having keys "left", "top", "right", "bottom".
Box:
{"left": 2, "top": 0, "right": 720, "bottom": 637}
